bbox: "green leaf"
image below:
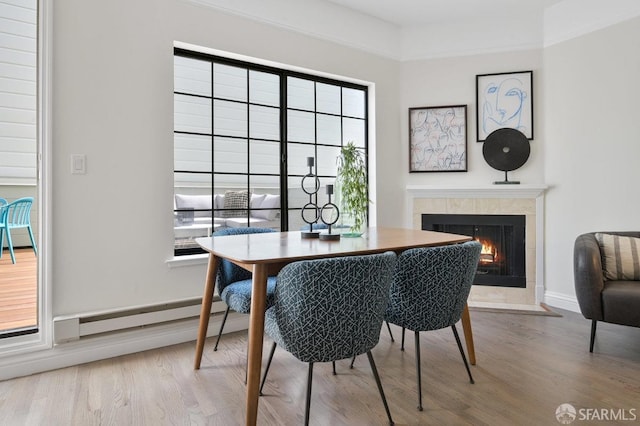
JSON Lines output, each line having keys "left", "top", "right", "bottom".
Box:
{"left": 336, "top": 141, "right": 371, "bottom": 232}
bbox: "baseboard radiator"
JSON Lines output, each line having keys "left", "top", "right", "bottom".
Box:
{"left": 53, "top": 297, "right": 228, "bottom": 344}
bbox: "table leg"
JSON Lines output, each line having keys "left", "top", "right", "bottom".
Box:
{"left": 194, "top": 254, "right": 220, "bottom": 370}
{"left": 461, "top": 304, "right": 476, "bottom": 365}
{"left": 245, "top": 264, "right": 268, "bottom": 426}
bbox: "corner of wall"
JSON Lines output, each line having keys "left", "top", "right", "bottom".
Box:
{"left": 544, "top": 0, "right": 640, "bottom": 47}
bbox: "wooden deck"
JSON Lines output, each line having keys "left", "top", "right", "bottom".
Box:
{"left": 0, "top": 248, "right": 37, "bottom": 332}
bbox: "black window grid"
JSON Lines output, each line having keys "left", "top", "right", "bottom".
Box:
{"left": 173, "top": 48, "right": 368, "bottom": 256}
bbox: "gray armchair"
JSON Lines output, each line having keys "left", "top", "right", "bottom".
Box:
{"left": 574, "top": 232, "right": 640, "bottom": 352}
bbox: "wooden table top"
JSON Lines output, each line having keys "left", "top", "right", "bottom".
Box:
{"left": 195, "top": 227, "right": 472, "bottom": 265}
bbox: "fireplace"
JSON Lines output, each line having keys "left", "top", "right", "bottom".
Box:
{"left": 422, "top": 214, "right": 526, "bottom": 288}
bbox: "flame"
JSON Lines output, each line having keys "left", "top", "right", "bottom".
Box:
{"left": 476, "top": 238, "right": 498, "bottom": 263}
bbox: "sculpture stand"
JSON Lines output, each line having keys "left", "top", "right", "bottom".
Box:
{"left": 301, "top": 158, "right": 321, "bottom": 239}
{"left": 300, "top": 157, "right": 340, "bottom": 241}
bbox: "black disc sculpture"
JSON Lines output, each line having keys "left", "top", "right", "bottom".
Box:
{"left": 482, "top": 128, "right": 530, "bottom": 184}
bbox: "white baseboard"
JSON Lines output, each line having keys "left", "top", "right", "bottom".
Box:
{"left": 0, "top": 314, "right": 249, "bottom": 381}
{"left": 543, "top": 291, "right": 581, "bottom": 313}
{"left": 0, "top": 292, "right": 583, "bottom": 381}
{"left": 467, "top": 301, "right": 547, "bottom": 312}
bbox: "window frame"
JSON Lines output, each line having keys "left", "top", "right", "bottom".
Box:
{"left": 0, "top": 0, "right": 52, "bottom": 354}
{"left": 173, "top": 48, "right": 369, "bottom": 256}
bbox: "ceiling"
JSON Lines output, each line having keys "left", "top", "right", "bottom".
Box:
{"left": 188, "top": 0, "right": 636, "bottom": 60}
{"left": 323, "top": 0, "right": 565, "bottom": 27}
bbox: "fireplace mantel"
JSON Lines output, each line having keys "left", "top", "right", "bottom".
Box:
{"left": 406, "top": 184, "right": 548, "bottom": 199}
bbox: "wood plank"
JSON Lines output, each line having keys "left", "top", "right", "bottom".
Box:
{"left": 0, "top": 248, "right": 37, "bottom": 331}
{"left": 1, "top": 307, "right": 638, "bottom": 425}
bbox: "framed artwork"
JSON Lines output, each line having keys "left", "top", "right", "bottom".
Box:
{"left": 409, "top": 105, "right": 467, "bottom": 173}
{"left": 476, "top": 70, "right": 533, "bottom": 142}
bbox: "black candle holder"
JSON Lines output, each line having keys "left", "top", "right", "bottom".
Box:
{"left": 301, "top": 157, "right": 321, "bottom": 239}
{"left": 319, "top": 184, "right": 340, "bottom": 241}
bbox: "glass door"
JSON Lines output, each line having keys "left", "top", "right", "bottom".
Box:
{"left": 0, "top": 0, "right": 39, "bottom": 337}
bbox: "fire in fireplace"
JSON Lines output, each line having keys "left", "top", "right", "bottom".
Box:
{"left": 422, "top": 214, "right": 526, "bottom": 288}
{"left": 478, "top": 238, "right": 498, "bottom": 263}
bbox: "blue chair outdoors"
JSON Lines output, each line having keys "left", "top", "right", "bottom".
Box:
{"left": 211, "top": 227, "right": 277, "bottom": 352}
{"left": 385, "top": 241, "right": 481, "bottom": 411}
{"left": 0, "top": 197, "right": 37, "bottom": 264}
{"left": 259, "top": 252, "right": 398, "bottom": 426}
{"left": 0, "top": 197, "right": 6, "bottom": 250}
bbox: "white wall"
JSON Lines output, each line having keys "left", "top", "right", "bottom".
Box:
{"left": 47, "top": 0, "right": 640, "bottom": 320}
{"left": 51, "top": 0, "right": 400, "bottom": 316}
{"left": 400, "top": 50, "right": 545, "bottom": 192}
{"left": 46, "top": 0, "right": 640, "bottom": 321}
{"left": 542, "top": 16, "right": 640, "bottom": 309}
{"left": 399, "top": 17, "right": 640, "bottom": 311}
{"left": 2, "top": 0, "right": 636, "bottom": 379}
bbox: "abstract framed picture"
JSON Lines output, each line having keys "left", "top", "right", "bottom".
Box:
{"left": 476, "top": 70, "right": 533, "bottom": 142}
{"left": 409, "top": 105, "right": 467, "bottom": 173}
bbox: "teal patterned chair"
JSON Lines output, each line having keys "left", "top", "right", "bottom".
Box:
{"left": 259, "top": 252, "right": 398, "bottom": 426}
{"left": 385, "top": 241, "right": 481, "bottom": 411}
{"left": 211, "top": 227, "right": 277, "bottom": 351}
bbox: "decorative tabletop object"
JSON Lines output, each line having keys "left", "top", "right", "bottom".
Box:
{"left": 482, "top": 128, "right": 530, "bottom": 184}
{"left": 336, "top": 141, "right": 369, "bottom": 237}
{"left": 319, "top": 184, "right": 340, "bottom": 241}
{"left": 300, "top": 156, "right": 321, "bottom": 238}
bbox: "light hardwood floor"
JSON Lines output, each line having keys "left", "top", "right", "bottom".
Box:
{"left": 0, "top": 307, "right": 639, "bottom": 425}
{"left": 0, "top": 248, "right": 37, "bottom": 331}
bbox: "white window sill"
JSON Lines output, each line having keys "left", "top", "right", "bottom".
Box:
{"left": 166, "top": 253, "right": 209, "bottom": 268}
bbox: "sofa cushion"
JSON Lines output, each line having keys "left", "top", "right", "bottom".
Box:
{"left": 252, "top": 194, "right": 280, "bottom": 220}
{"left": 250, "top": 193, "right": 267, "bottom": 210}
{"left": 175, "top": 194, "right": 212, "bottom": 218}
{"left": 595, "top": 233, "right": 640, "bottom": 281}
{"left": 602, "top": 281, "right": 640, "bottom": 326}
{"left": 221, "top": 190, "right": 249, "bottom": 218}
{"left": 214, "top": 194, "right": 225, "bottom": 210}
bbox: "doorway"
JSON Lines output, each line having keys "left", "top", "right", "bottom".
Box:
{"left": 0, "top": 0, "right": 40, "bottom": 338}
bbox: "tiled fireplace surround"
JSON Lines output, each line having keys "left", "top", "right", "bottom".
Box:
{"left": 407, "top": 185, "right": 548, "bottom": 308}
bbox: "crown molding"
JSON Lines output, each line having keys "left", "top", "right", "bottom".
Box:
{"left": 184, "top": 0, "right": 402, "bottom": 60}
{"left": 184, "top": 0, "right": 640, "bottom": 61}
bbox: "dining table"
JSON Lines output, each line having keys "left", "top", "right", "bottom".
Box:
{"left": 194, "top": 226, "right": 474, "bottom": 426}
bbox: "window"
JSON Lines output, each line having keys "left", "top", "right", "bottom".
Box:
{"left": 173, "top": 48, "right": 368, "bottom": 255}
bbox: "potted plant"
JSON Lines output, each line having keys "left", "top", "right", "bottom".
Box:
{"left": 336, "top": 141, "right": 370, "bottom": 236}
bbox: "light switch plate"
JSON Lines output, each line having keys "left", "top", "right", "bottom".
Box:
{"left": 71, "top": 154, "right": 86, "bottom": 174}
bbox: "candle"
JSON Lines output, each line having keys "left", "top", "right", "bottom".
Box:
{"left": 307, "top": 157, "right": 314, "bottom": 167}
{"left": 326, "top": 184, "right": 333, "bottom": 195}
